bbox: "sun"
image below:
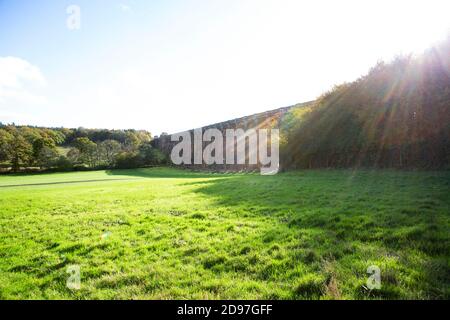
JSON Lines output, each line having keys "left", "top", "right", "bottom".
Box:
{"left": 387, "top": 0, "right": 450, "bottom": 54}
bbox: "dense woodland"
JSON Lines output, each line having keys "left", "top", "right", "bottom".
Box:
{"left": 0, "top": 126, "right": 167, "bottom": 172}
{"left": 281, "top": 37, "right": 450, "bottom": 169}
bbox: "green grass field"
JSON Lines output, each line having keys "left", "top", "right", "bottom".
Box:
{"left": 0, "top": 168, "right": 449, "bottom": 299}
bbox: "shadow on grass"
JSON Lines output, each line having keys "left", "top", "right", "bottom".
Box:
{"left": 106, "top": 167, "right": 256, "bottom": 179}
{"left": 106, "top": 167, "right": 449, "bottom": 298}
{"left": 108, "top": 168, "right": 449, "bottom": 261}
{"left": 105, "top": 167, "right": 230, "bottom": 179}
{"left": 180, "top": 169, "right": 450, "bottom": 299}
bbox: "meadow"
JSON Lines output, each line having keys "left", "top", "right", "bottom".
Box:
{"left": 0, "top": 168, "right": 448, "bottom": 299}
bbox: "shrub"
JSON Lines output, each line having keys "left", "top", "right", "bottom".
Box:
{"left": 138, "top": 143, "right": 167, "bottom": 165}
{"left": 54, "top": 156, "right": 73, "bottom": 171}
{"left": 114, "top": 152, "right": 142, "bottom": 169}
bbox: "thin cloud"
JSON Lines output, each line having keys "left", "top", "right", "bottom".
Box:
{"left": 118, "top": 3, "right": 132, "bottom": 13}
{"left": 0, "top": 56, "right": 47, "bottom": 105}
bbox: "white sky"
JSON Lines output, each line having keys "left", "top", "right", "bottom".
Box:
{"left": 0, "top": 0, "right": 449, "bottom": 135}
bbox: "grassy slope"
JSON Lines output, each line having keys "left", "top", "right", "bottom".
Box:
{"left": 0, "top": 168, "right": 448, "bottom": 299}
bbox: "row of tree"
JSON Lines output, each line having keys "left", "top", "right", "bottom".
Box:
{"left": 281, "top": 36, "right": 450, "bottom": 169}
{"left": 0, "top": 125, "right": 167, "bottom": 172}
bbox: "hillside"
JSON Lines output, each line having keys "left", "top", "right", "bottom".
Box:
{"left": 282, "top": 37, "right": 450, "bottom": 169}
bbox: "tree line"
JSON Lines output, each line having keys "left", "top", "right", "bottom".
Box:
{"left": 0, "top": 126, "right": 167, "bottom": 173}
{"left": 281, "top": 36, "right": 450, "bottom": 169}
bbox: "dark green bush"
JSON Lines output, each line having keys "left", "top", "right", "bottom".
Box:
{"left": 114, "top": 152, "right": 143, "bottom": 169}
{"left": 54, "top": 156, "right": 73, "bottom": 171}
